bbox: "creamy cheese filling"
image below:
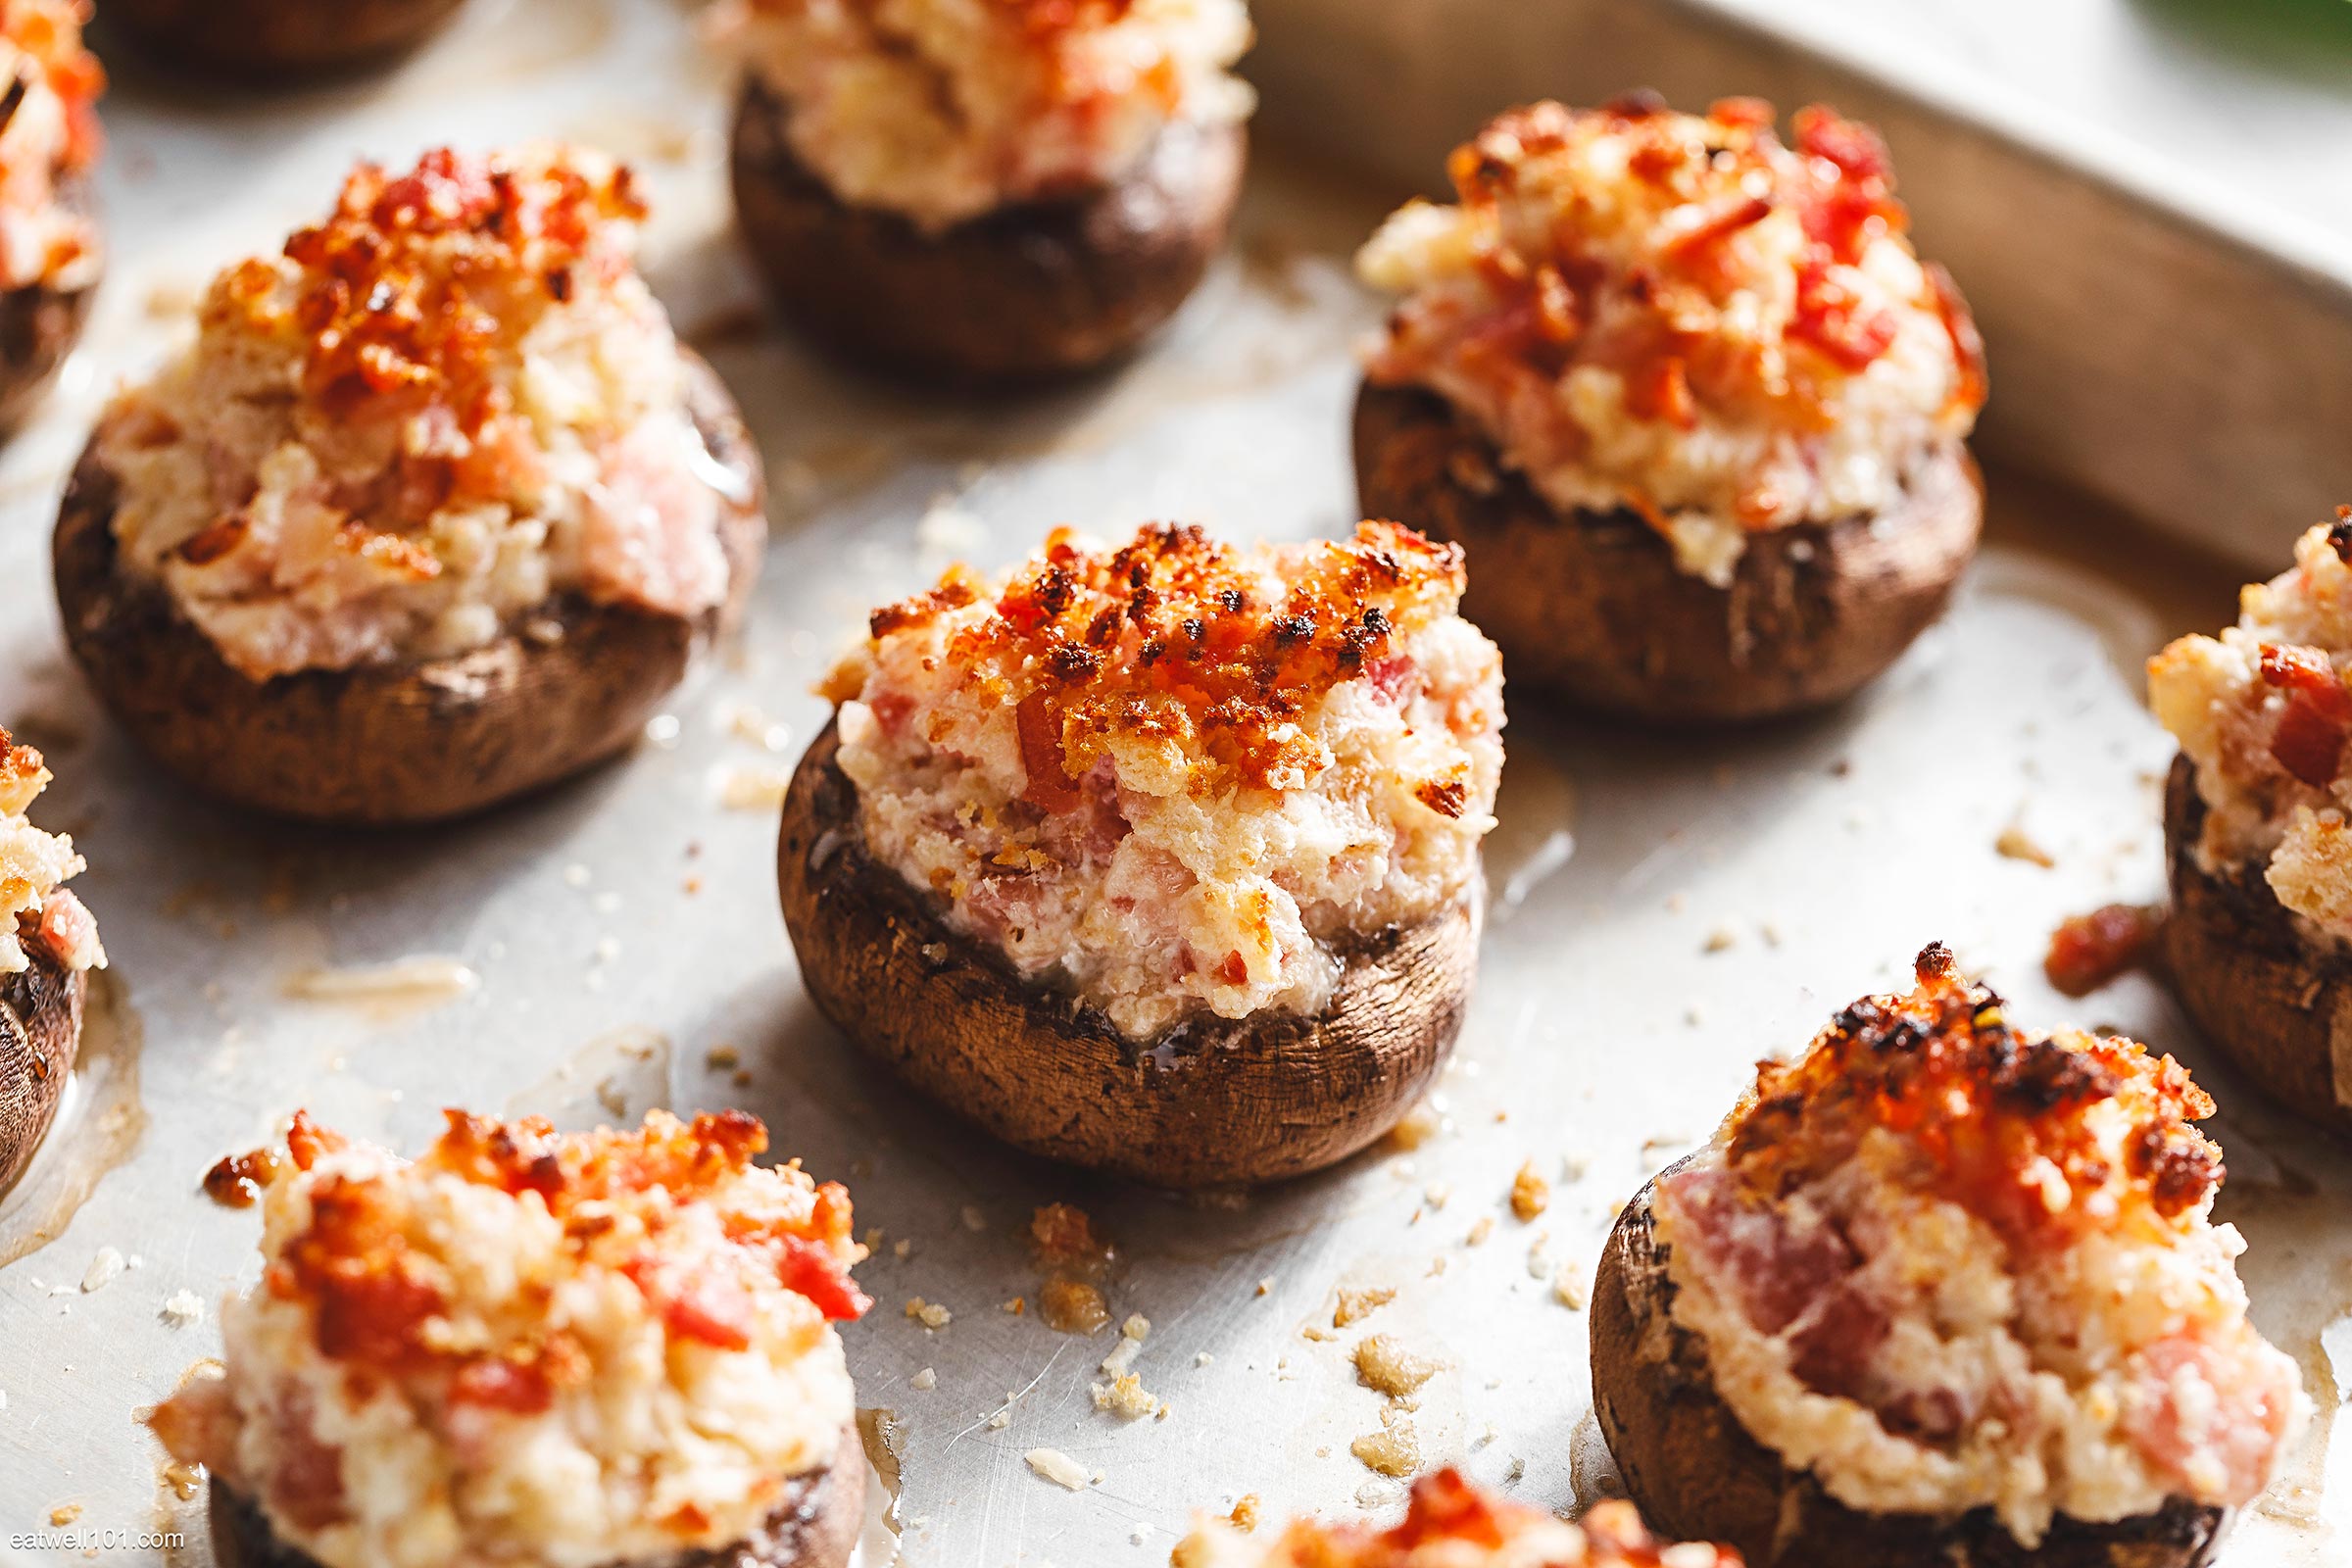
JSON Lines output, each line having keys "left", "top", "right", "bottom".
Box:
{"left": 725, "top": 0, "right": 1253, "bottom": 232}
{"left": 827, "top": 523, "right": 1505, "bottom": 1042}
{"left": 1356, "top": 98, "right": 1983, "bottom": 586}
{"left": 1655, "top": 1108, "right": 2303, "bottom": 1543}
{"left": 2151, "top": 514, "right": 2352, "bottom": 947}
{"left": 0, "top": 736, "right": 100, "bottom": 974}
{"left": 95, "top": 146, "right": 729, "bottom": 681}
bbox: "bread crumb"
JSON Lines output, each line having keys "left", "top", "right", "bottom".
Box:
{"left": 986, "top": 1406, "right": 1011, "bottom": 1431}
{"left": 904, "top": 1297, "right": 952, "bottom": 1329}
{"left": 1228, "top": 1494, "right": 1261, "bottom": 1532}
{"left": 704, "top": 1044, "right": 741, "bottom": 1069}
{"left": 1352, "top": 1334, "right": 1445, "bottom": 1397}
{"left": 1040, "top": 1277, "right": 1109, "bottom": 1334}
{"left": 1349, "top": 1407, "right": 1420, "bottom": 1477}
{"left": 1553, "top": 1264, "right": 1588, "bottom": 1310}
{"left": 1702, "top": 925, "right": 1737, "bottom": 953}
{"left": 49, "top": 1504, "right": 80, "bottom": 1527}
{"left": 1090, "top": 1371, "right": 1163, "bottom": 1420}
{"left": 908, "top": 1367, "right": 936, "bottom": 1391}
{"left": 893, "top": 1238, "right": 912, "bottom": 1259}
{"left": 959, "top": 1204, "right": 987, "bottom": 1232}
{"left": 1423, "top": 1181, "right": 1451, "bottom": 1209}
{"left": 80, "top": 1248, "right": 125, "bottom": 1294}
{"left": 159, "top": 1290, "right": 204, "bottom": 1327}
{"left": 1334, "top": 1286, "right": 1395, "bottom": 1327}
{"left": 1003, "top": 1297, "right": 1026, "bottom": 1314}
{"left": 1100, "top": 1314, "right": 1150, "bottom": 1376}
{"left": 1996, "top": 815, "right": 2056, "bottom": 868}
{"left": 1196, "top": 1351, "right": 1214, "bottom": 1366}
{"left": 1510, "top": 1160, "right": 1551, "bottom": 1221}
{"left": 1385, "top": 1102, "right": 1441, "bottom": 1151}
{"left": 1255, "top": 1276, "right": 1275, "bottom": 1297}
{"left": 1465, "top": 1215, "right": 1494, "bottom": 1246}
{"left": 1025, "top": 1448, "right": 1091, "bottom": 1491}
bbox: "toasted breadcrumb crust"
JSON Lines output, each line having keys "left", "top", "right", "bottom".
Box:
{"left": 2149, "top": 509, "right": 2352, "bottom": 946}
{"left": 824, "top": 521, "right": 1504, "bottom": 1041}
{"left": 1356, "top": 95, "right": 1984, "bottom": 585}
{"left": 0, "top": 0, "right": 100, "bottom": 292}
{"left": 1170, "top": 1471, "right": 1739, "bottom": 1567}
{"left": 0, "top": 728, "right": 101, "bottom": 973}
{"left": 148, "top": 1110, "right": 866, "bottom": 1568}
{"left": 721, "top": 0, "right": 1252, "bottom": 231}
{"left": 1652, "top": 946, "right": 2304, "bottom": 1544}
{"left": 95, "top": 145, "right": 731, "bottom": 680}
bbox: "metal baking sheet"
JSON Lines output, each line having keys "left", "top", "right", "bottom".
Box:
{"left": 2, "top": 3, "right": 2347, "bottom": 1564}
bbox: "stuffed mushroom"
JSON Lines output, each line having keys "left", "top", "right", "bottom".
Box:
{"left": 0, "top": 729, "right": 103, "bottom": 1196}
{"left": 2149, "top": 508, "right": 2352, "bottom": 1140}
{"left": 1353, "top": 94, "right": 1987, "bottom": 723}
{"left": 1592, "top": 944, "right": 2305, "bottom": 1568}
{"left": 103, "top": 0, "right": 467, "bottom": 82}
{"left": 720, "top": 0, "right": 1252, "bottom": 382}
{"left": 1170, "top": 1469, "right": 1739, "bottom": 1567}
{"left": 779, "top": 520, "right": 1504, "bottom": 1187}
{"left": 55, "top": 145, "right": 764, "bottom": 826}
{"left": 0, "top": 0, "right": 102, "bottom": 435}
{"left": 148, "top": 1108, "right": 870, "bottom": 1568}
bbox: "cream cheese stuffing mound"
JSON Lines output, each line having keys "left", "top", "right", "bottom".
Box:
{"left": 1650, "top": 946, "right": 2304, "bottom": 1546}
{"left": 0, "top": 730, "right": 101, "bottom": 974}
{"left": 0, "top": 0, "right": 102, "bottom": 295}
{"left": 2151, "top": 507, "right": 2352, "bottom": 945}
{"left": 821, "top": 520, "right": 1504, "bottom": 1042}
{"left": 94, "top": 144, "right": 731, "bottom": 682}
{"left": 149, "top": 1109, "right": 867, "bottom": 1568}
{"left": 721, "top": 0, "right": 1254, "bottom": 232}
{"left": 1356, "top": 94, "right": 1985, "bottom": 585}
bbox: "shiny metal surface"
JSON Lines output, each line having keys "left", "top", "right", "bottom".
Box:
{"left": 0, "top": 3, "right": 2345, "bottom": 1564}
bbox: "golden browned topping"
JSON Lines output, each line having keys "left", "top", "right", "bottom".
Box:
{"left": 837, "top": 521, "right": 1467, "bottom": 794}
{"left": 212, "top": 146, "right": 645, "bottom": 432}
{"left": 1726, "top": 945, "right": 2221, "bottom": 1243}
{"left": 254, "top": 1108, "right": 866, "bottom": 1393}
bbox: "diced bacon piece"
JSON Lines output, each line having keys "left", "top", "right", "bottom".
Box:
{"left": 2044, "top": 904, "right": 2162, "bottom": 998}
{"left": 2128, "top": 1336, "right": 2299, "bottom": 1505}
{"left": 32, "top": 887, "right": 103, "bottom": 971}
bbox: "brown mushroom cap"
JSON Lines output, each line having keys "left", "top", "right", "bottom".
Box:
{"left": 101, "top": 0, "right": 468, "bottom": 81}
{"left": 2163, "top": 753, "right": 2352, "bottom": 1140}
{"left": 729, "top": 74, "right": 1245, "bottom": 385}
{"left": 776, "top": 719, "right": 1478, "bottom": 1188}
{"left": 0, "top": 173, "right": 95, "bottom": 440}
{"left": 0, "top": 941, "right": 84, "bottom": 1199}
{"left": 1351, "top": 381, "right": 1983, "bottom": 724}
{"left": 208, "top": 1419, "right": 866, "bottom": 1568}
{"left": 1591, "top": 1161, "right": 2232, "bottom": 1568}
{"left": 53, "top": 350, "right": 764, "bottom": 827}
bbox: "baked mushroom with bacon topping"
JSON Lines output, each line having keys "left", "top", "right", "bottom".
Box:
{"left": 778, "top": 520, "right": 1503, "bottom": 1186}
{"left": 0, "top": 0, "right": 101, "bottom": 434}
{"left": 1354, "top": 94, "right": 1986, "bottom": 722}
{"left": 55, "top": 145, "right": 764, "bottom": 825}
{"left": 719, "top": 0, "right": 1253, "bottom": 381}
{"left": 0, "top": 730, "right": 103, "bottom": 1196}
{"left": 1170, "top": 1469, "right": 1740, "bottom": 1568}
{"left": 149, "top": 1108, "right": 869, "bottom": 1568}
{"left": 1592, "top": 945, "right": 2305, "bottom": 1568}
{"left": 103, "top": 0, "right": 467, "bottom": 82}
{"left": 2150, "top": 507, "right": 2352, "bottom": 1139}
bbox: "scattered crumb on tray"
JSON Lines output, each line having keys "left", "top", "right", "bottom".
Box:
{"left": 1995, "top": 814, "right": 2056, "bottom": 867}
{"left": 1352, "top": 1334, "right": 1444, "bottom": 1398}
{"left": 1025, "top": 1447, "right": 1091, "bottom": 1491}
{"left": 159, "top": 1290, "right": 204, "bottom": 1327}
{"left": 1510, "top": 1160, "right": 1551, "bottom": 1221}
{"left": 904, "top": 1298, "right": 952, "bottom": 1330}
{"left": 1349, "top": 1407, "right": 1420, "bottom": 1477}
{"left": 80, "top": 1247, "right": 124, "bottom": 1294}
{"left": 1335, "top": 1286, "right": 1396, "bottom": 1328}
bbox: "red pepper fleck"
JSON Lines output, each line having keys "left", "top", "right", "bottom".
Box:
{"left": 775, "top": 1236, "right": 871, "bottom": 1323}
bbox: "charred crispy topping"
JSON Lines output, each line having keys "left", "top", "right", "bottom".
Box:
{"left": 846, "top": 521, "right": 1467, "bottom": 792}
{"left": 1725, "top": 945, "right": 2222, "bottom": 1242}
{"left": 1174, "top": 1471, "right": 1737, "bottom": 1567}
{"left": 249, "top": 1108, "right": 866, "bottom": 1392}
{"left": 215, "top": 147, "right": 645, "bottom": 431}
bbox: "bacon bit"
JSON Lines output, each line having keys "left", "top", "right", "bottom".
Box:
{"left": 777, "top": 1233, "right": 871, "bottom": 1321}
{"left": 173, "top": 514, "right": 249, "bottom": 566}
{"left": 1016, "top": 692, "right": 1082, "bottom": 812}
{"left": 1789, "top": 255, "right": 1898, "bottom": 371}
{"left": 447, "top": 1355, "right": 554, "bottom": 1414}
{"left": 641, "top": 1266, "right": 757, "bottom": 1351}
{"left": 1415, "top": 778, "right": 1468, "bottom": 818}
{"left": 1791, "top": 104, "right": 1903, "bottom": 264}
{"left": 1927, "top": 262, "right": 1989, "bottom": 415}
{"left": 202, "top": 1148, "right": 281, "bottom": 1208}
{"left": 1659, "top": 193, "right": 1776, "bottom": 265}
{"left": 2044, "top": 904, "right": 2163, "bottom": 998}
{"left": 1215, "top": 952, "right": 1250, "bottom": 986}
{"left": 284, "top": 1110, "right": 345, "bottom": 1172}
{"left": 1625, "top": 356, "right": 1698, "bottom": 429}
{"left": 2259, "top": 643, "right": 2352, "bottom": 787}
